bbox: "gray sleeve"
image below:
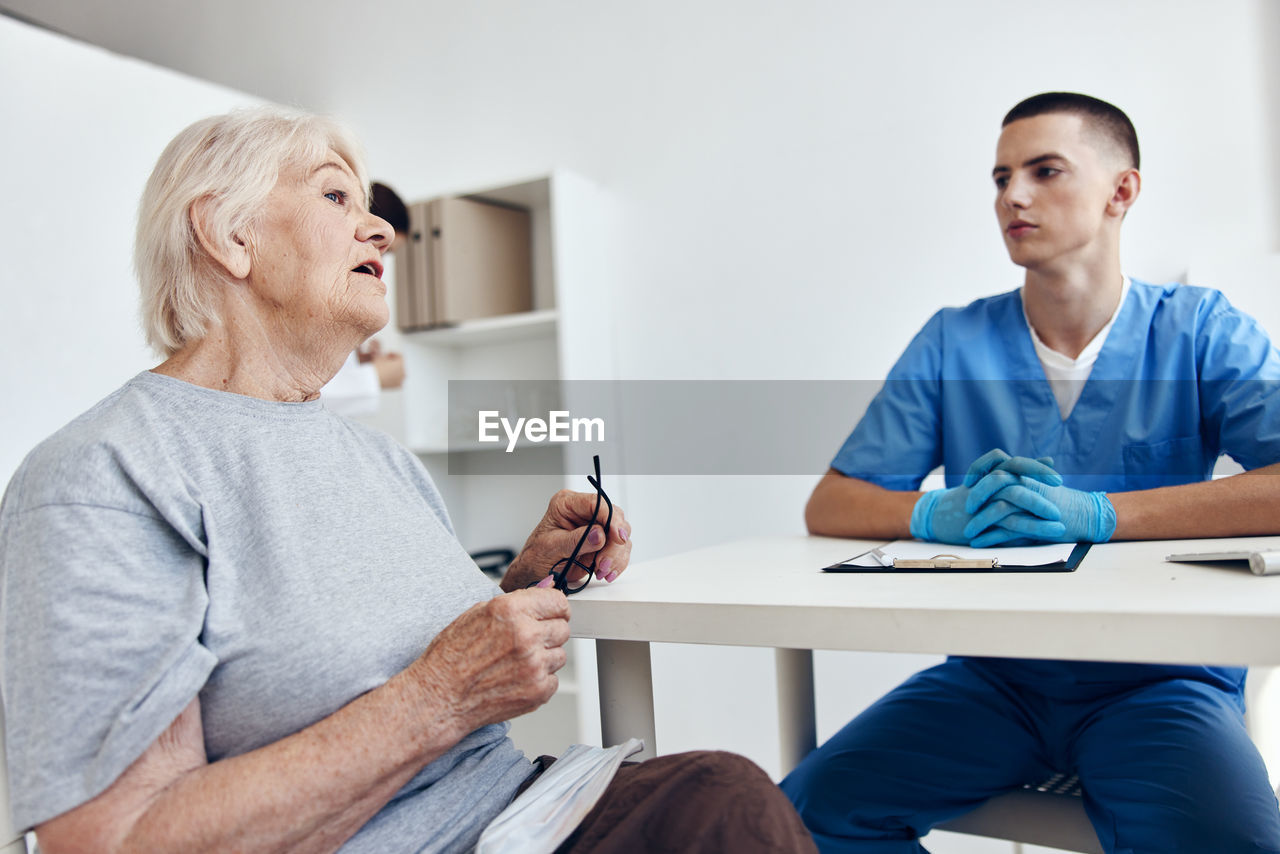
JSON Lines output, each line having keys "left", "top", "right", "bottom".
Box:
{"left": 1, "top": 499, "right": 215, "bottom": 831}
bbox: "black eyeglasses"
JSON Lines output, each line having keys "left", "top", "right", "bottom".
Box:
{"left": 533, "top": 455, "right": 612, "bottom": 595}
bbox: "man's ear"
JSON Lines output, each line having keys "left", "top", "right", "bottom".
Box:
{"left": 1107, "top": 168, "right": 1141, "bottom": 218}
{"left": 190, "top": 196, "right": 251, "bottom": 280}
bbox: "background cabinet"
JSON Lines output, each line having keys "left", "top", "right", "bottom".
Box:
{"left": 396, "top": 196, "right": 534, "bottom": 331}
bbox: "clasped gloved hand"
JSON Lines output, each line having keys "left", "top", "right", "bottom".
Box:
{"left": 910, "top": 449, "right": 1065, "bottom": 545}
{"left": 966, "top": 478, "right": 1116, "bottom": 548}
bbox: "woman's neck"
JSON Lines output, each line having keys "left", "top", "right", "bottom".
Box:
{"left": 153, "top": 314, "right": 361, "bottom": 402}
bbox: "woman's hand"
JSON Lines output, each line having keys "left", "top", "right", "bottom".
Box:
{"left": 409, "top": 589, "right": 572, "bottom": 737}
{"left": 501, "top": 489, "right": 632, "bottom": 592}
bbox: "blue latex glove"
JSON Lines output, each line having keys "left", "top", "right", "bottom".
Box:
{"left": 963, "top": 449, "right": 1063, "bottom": 507}
{"left": 961, "top": 449, "right": 1068, "bottom": 543}
{"left": 911, "top": 449, "right": 1064, "bottom": 544}
{"left": 969, "top": 479, "right": 1116, "bottom": 548}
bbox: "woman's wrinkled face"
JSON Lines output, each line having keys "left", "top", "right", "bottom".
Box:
{"left": 246, "top": 152, "right": 393, "bottom": 346}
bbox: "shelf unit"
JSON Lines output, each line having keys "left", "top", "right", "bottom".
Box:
{"left": 408, "top": 309, "right": 558, "bottom": 347}
{"left": 392, "top": 172, "right": 623, "bottom": 758}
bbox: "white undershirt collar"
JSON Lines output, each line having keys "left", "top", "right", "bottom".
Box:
{"left": 1023, "top": 276, "right": 1131, "bottom": 419}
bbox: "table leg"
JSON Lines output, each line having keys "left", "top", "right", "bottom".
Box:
{"left": 776, "top": 648, "right": 816, "bottom": 775}
{"left": 596, "top": 639, "right": 656, "bottom": 760}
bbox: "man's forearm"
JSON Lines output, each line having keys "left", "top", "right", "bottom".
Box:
{"left": 1109, "top": 462, "right": 1280, "bottom": 540}
{"left": 805, "top": 470, "right": 918, "bottom": 539}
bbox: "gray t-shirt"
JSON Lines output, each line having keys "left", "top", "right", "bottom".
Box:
{"left": 0, "top": 371, "right": 532, "bottom": 852}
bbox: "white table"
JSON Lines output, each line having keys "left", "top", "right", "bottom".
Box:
{"left": 568, "top": 535, "right": 1280, "bottom": 767}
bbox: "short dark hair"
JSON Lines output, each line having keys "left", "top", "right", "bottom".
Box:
{"left": 370, "top": 181, "right": 409, "bottom": 235}
{"left": 1002, "top": 92, "right": 1140, "bottom": 170}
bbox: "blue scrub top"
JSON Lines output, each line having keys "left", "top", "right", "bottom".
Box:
{"left": 832, "top": 280, "right": 1280, "bottom": 691}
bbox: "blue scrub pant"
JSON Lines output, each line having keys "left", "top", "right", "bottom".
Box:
{"left": 780, "top": 659, "right": 1280, "bottom": 853}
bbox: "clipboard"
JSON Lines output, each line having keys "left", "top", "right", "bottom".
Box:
{"left": 823, "top": 542, "right": 1092, "bottom": 573}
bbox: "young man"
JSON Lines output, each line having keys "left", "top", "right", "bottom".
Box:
{"left": 781, "top": 93, "right": 1280, "bottom": 852}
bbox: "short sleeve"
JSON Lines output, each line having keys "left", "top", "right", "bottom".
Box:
{"left": 830, "top": 312, "right": 945, "bottom": 490}
{"left": 0, "top": 492, "right": 214, "bottom": 831}
{"left": 1195, "top": 294, "right": 1280, "bottom": 471}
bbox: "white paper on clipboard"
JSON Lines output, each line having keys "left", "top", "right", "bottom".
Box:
{"left": 840, "top": 540, "right": 1076, "bottom": 569}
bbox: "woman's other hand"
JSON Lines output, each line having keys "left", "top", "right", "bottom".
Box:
{"left": 501, "top": 490, "right": 632, "bottom": 592}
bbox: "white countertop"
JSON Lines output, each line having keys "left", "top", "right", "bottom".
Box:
{"left": 569, "top": 536, "right": 1280, "bottom": 666}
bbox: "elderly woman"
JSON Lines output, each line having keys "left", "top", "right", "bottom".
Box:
{"left": 0, "top": 107, "right": 814, "bottom": 853}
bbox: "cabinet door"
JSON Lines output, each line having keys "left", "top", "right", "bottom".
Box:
{"left": 434, "top": 197, "right": 532, "bottom": 323}
{"left": 396, "top": 200, "right": 435, "bottom": 330}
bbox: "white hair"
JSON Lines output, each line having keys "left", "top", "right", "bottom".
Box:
{"left": 135, "top": 106, "right": 370, "bottom": 356}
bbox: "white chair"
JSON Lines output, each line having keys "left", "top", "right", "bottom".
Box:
{"left": 937, "top": 774, "right": 1102, "bottom": 853}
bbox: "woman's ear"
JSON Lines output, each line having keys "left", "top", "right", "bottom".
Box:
{"left": 190, "top": 196, "right": 251, "bottom": 280}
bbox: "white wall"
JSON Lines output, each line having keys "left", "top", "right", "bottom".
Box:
{"left": 347, "top": 1, "right": 1276, "bottom": 383}
{"left": 4, "top": 5, "right": 1278, "bottom": 851}
{"left": 0, "top": 17, "right": 262, "bottom": 484}
{"left": 340, "top": 0, "right": 1278, "bottom": 559}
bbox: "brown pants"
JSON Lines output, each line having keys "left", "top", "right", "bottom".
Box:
{"left": 521, "top": 750, "right": 817, "bottom": 853}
